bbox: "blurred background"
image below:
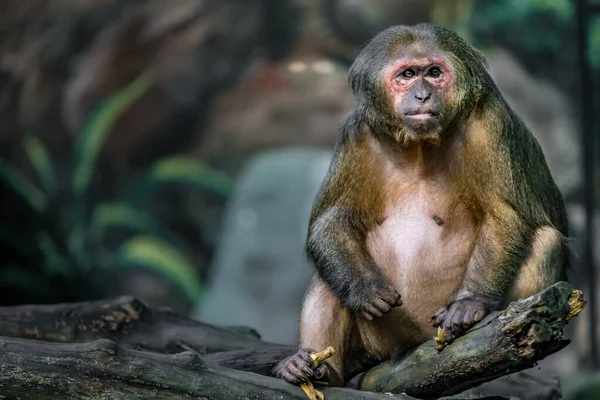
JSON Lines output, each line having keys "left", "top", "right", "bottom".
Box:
{"left": 0, "top": 0, "right": 598, "bottom": 397}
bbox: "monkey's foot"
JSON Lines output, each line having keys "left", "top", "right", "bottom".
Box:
{"left": 432, "top": 297, "right": 488, "bottom": 347}
{"left": 272, "top": 348, "right": 331, "bottom": 385}
{"left": 355, "top": 286, "right": 402, "bottom": 321}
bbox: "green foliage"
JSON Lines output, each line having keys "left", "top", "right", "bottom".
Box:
{"left": 0, "top": 69, "right": 233, "bottom": 305}
{"left": 563, "top": 372, "right": 600, "bottom": 400}
{"left": 117, "top": 235, "right": 203, "bottom": 302}
{"left": 90, "top": 203, "right": 162, "bottom": 240}
{"left": 125, "top": 156, "right": 233, "bottom": 202}
{"left": 73, "top": 71, "right": 154, "bottom": 198}
{"left": 23, "top": 135, "right": 57, "bottom": 195}
{"left": 589, "top": 16, "right": 600, "bottom": 69}
{"left": 468, "top": 0, "right": 583, "bottom": 98}
{"left": 0, "top": 158, "right": 47, "bottom": 212}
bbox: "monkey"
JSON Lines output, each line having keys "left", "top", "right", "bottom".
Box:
{"left": 272, "top": 23, "right": 571, "bottom": 387}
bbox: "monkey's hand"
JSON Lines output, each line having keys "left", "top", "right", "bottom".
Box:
{"left": 432, "top": 297, "right": 489, "bottom": 346}
{"left": 272, "top": 348, "right": 331, "bottom": 385}
{"left": 351, "top": 284, "right": 402, "bottom": 321}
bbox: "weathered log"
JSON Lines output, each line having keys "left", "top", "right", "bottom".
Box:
{"left": 0, "top": 281, "right": 583, "bottom": 399}
{"left": 0, "top": 295, "right": 276, "bottom": 354}
{"left": 349, "top": 281, "right": 585, "bottom": 399}
{"left": 0, "top": 336, "right": 412, "bottom": 400}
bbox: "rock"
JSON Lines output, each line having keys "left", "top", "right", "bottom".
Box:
{"left": 444, "top": 370, "right": 562, "bottom": 400}
{"left": 190, "top": 147, "right": 333, "bottom": 345}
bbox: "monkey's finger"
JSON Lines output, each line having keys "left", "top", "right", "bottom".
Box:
{"left": 361, "top": 310, "right": 375, "bottom": 321}
{"left": 443, "top": 309, "right": 463, "bottom": 342}
{"left": 314, "top": 365, "right": 331, "bottom": 382}
{"left": 380, "top": 288, "right": 402, "bottom": 307}
{"left": 297, "top": 348, "right": 315, "bottom": 364}
{"left": 461, "top": 306, "right": 477, "bottom": 329}
{"left": 474, "top": 309, "right": 487, "bottom": 323}
{"left": 450, "top": 307, "right": 466, "bottom": 333}
{"left": 286, "top": 364, "right": 310, "bottom": 382}
{"left": 432, "top": 307, "right": 447, "bottom": 326}
{"left": 291, "top": 357, "right": 314, "bottom": 377}
{"left": 372, "top": 297, "right": 392, "bottom": 313}
{"left": 443, "top": 306, "right": 459, "bottom": 329}
{"left": 282, "top": 371, "right": 301, "bottom": 385}
{"left": 364, "top": 304, "right": 383, "bottom": 319}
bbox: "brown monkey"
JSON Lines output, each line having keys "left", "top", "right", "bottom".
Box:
{"left": 272, "top": 23, "right": 570, "bottom": 386}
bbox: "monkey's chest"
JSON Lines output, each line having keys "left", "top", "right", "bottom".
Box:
{"left": 365, "top": 195, "right": 476, "bottom": 316}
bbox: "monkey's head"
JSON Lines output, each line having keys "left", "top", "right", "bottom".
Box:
{"left": 349, "top": 23, "right": 490, "bottom": 145}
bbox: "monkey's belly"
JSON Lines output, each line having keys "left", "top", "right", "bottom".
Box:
{"left": 364, "top": 200, "right": 476, "bottom": 352}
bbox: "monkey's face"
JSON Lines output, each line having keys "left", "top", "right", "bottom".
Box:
{"left": 385, "top": 51, "right": 454, "bottom": 143}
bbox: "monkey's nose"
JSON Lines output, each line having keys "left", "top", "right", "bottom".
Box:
{"left": 415, "top": 90, "right": 431, "bottom": 102}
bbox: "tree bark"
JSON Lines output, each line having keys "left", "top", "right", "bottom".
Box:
{"left": 0, "top": 281, "right": 584, "bottom": 399}
{"left": 349, "top": 281, "right": 585, "bottom": 399}
{"left": 0, "top": 337, "right": 413, "bottom": 400}
{"left": 0, "top": 294, "right": 276, "bottom": 354}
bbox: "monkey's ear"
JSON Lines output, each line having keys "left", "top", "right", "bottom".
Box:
{"left": 466, "top": 48, "right": 489, "bottom": 90}
{"left": 451, "top": 49, "right": 489, "bottom": 104}
{"left": 336, "top": 105, "right": 367, "bottom": 143}
{"left": 348, "top": 57, "right": 369, "bottom": 96}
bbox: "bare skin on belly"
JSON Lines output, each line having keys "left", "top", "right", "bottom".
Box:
{"left": 362, "top": 177, "right": 477, "bottom": 356}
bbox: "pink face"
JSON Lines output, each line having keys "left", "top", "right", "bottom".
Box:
{"left": 382, "top": 54, "right": 455, "bottom": 135}
{"left": 385, "top": 56, "right": 454, "bottom": 96}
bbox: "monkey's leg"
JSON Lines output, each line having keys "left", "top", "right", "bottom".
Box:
{"left": 505, "top": 226, "right": 569, "bottom": 302}
{"left": 433, "top": 209, "right": 568, "bottom": 344}
{"left": 272, "top": 277, "right": 353, "bottom": 387}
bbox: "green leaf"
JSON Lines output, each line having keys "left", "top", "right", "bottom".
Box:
{"left": 89, "top": 202, "right": 189, "bottom": 254}
{"left": 90, "top": 202, "right": 161, "bottom": 239}
{"left": 0, "top": 157, "right": 47, "bottom": 212}
{"left": 23, "top": 135, "right": 57, "bottom": 195}
{"left": 131, "top": 156, "right": 233, "bottom": 200}
{"left": 72, "top": 71, "right": 155, "bottom": 197}
{"left": 115, "top": 235, "right": 202, "bottom": 302}
{"left": 590, "top": 17, "right": 600, "bottom": 69}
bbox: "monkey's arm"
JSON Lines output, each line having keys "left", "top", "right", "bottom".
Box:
{"left": 433, "top": 200, "right": 531, "bottom": 342}
{"left": 306, "top": 206, "right": 402, "bottom": 320}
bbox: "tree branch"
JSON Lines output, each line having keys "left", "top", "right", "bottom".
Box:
{"left": 0, "top": 336, "right": 412, "bottom": 400}
{"left": 349, "top": 281, "right": 585, "bottom": 399}
{"left": 0, "top": 295, "right": 275, "bottom": 354}
{"left": 0, "top": 281, "right": 584, "bottom": 399}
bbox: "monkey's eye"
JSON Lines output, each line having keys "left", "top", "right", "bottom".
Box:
{"left": 428, "top": 67, "right": 442, "bottom": 77}
{"left": 400, "top": 69, "right": 415, "bottom": 79}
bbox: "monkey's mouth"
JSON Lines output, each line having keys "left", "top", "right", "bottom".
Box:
{"left": 404, "top": 112, "right": 438, "bottom": 121}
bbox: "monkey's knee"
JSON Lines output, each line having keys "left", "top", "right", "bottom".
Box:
{"left": 507, "top": 226, "right": 568, "bottom": 302}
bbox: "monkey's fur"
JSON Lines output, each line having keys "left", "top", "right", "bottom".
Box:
{"left": 273, "top": 23, "right": 570, "bottom": 387}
